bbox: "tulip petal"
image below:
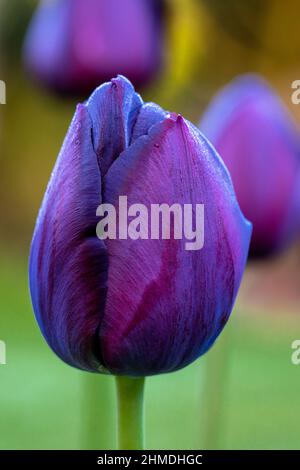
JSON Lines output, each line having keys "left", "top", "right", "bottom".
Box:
{"left": 86, "top": 75, "right": 143, "bottom": 175}
{"left": 131, "top": 102, "right": 168, "bottom": 142}
{"left": 98, "top": 115, "right": 251, "bottom": 376}
{"left": 29, "top": 104, "right": 108, "bottom": 372}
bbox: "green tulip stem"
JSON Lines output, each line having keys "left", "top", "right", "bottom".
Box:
{"left": 116, "top": 376, "right": 145, "bottom": 450}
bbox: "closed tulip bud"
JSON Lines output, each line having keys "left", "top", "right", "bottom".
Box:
{"left": 200, "top": 74, "right": 300, "bottom": 257}
{"left": 29, "top": 75, "right": 251, "bottom": 376}
{"left": 23, "top": 0, "right": 164, "bottom": 94}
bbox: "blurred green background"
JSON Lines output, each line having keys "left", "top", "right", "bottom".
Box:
{"left": 0, "top": 0, "right": 300, "bottom": 449}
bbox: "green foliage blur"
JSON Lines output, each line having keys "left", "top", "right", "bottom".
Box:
{"left": 0, "top": 0, "right": 300, "bottom": 449}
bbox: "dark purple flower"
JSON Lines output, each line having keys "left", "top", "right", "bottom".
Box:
{"left": 29, "top": 75, "right": 251, "bottom": 376}
{"left": 23, "top": 0, "right": 163, "bottom": 94}
{"left": 200, "top": 74, "right": 300, "bottom": 257}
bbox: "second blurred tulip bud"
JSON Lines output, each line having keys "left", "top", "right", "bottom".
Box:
{"left": 23, "top": 0, "right": 164, "bottom": 94}
{"left": 200, "top": 75, "right": 300, "bottom": 257}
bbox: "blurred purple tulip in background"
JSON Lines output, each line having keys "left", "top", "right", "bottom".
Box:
{"left": 23, "top": 0, "right": 164, "bottom": 94}
{"left": 200, "top": 74, "right": 300, "bottom": 257}
{"left": 29, "top": 75, "right": 251, "bottom": 376}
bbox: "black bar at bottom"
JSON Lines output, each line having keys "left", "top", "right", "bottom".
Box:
{"left": 0, "top": 450, "right": 298, "bottom": 466}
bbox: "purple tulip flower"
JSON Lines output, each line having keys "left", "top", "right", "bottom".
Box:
{"left": 23, "top": 0, "right": 163, "bottom": 94}
{"left": 200, "top": 75, "right": 300, "bottom": 257}
{"left": 29, "top": 76, "right": 251, "bottom": 376}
